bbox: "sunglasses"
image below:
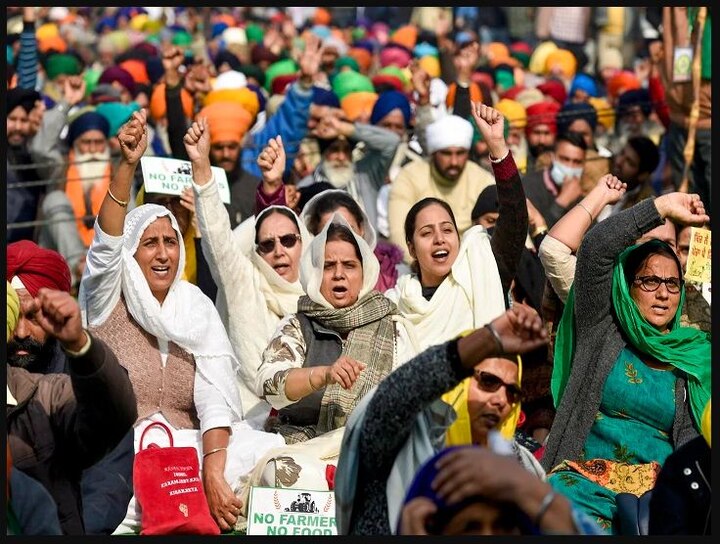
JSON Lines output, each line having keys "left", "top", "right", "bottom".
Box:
{"left": 474, "top": 371, "right": 523, "bottom": 405}
{"left": 256, "top": 233, "right": 301, "bottom": 255}
{"left": 633, "top": 275, "right": 683, "bottom": 294}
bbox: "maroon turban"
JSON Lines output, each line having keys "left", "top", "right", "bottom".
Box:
{"left": 271, "top": 74, "right": 299, "bottom": 96}
{"left": 537, "top": 79, "right": 567, "bottom": 106}
{"left": 6, "top": 241, "right": 72, "bottom": 296}
{"left": 525, "top": 101, "right": 561, "bottom": 136}
{"left": 251, "top": 44, "right": 280, "bottom": 65}
{"left": 99, "top": 66, "right": 136, "bottom": 95}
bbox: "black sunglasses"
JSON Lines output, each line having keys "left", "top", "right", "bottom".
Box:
{"left": 256, "top": 233, "right": 301, "bottom": 255}
{"left": 633, "top": 275, "right": 683, "bottom": 294}
{"left": 474, "top": 371, "right": 523, "bottom": 405}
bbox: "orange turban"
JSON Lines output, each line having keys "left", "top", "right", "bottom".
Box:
{"left": 341, "top": 91, "right": 379, "bottom": 122}
{"left": 606, "top": 70, "right": 641, "bottom": 101}
{"left": 486, "top": 42, "right": 509, "bottom": 67}
{"left": 36, "top": 23, "right": 59, "bottom": 41}
{"left": 419, "top": 56, "right": 441, "bottom": 79}
{"left": 545, "top": 49, "right": 577, "bottom": 79}
{"left": 119, "top": 59, "right": 149, "bottom": 85}
{"left": 314, "top": 8, "right": 332, "bottom": 26}
{"left": 149, "top": 83, "right": 194, "bottom": 121}
{"left": 198, "top": 101, "right": 253, "bottom": 144}
{"left": 38, "top": 35, "right": 68, "bottom": 54}
{"left": 391, "top": 25, "right": 418, "bottom": 50}
{"left": 203, "top": 88, "right": 260, "bottom": 121}
{"left": 348, "top": 47, "right": 373, "bottom": 73}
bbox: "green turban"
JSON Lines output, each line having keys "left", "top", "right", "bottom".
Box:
{"left": 83, "top": 68, "right": 101, "bottom": 97}
{"left": 264, "top": 58, "right": 298, "bottom": 93}
{"left": 95, "top": 101, "right": 141, "bottom": 137}
{"left": 245, "top": 23, "right": 264, "bottom": 44}
{"left": 332, "top": 70, "right": 375, "bottom": 101}
{"left": 378, "top": 65, "right": 408, "bottom": 86}
{"left": 7, "top": 281, "right": 19, "bottom": 342}
{"left": 172, "top": 30, "right": 193, "bottom": 47}
{"left": 335, "top": 56, "right": 360, "bottom": 73}
{"left": 511, "top": 51, "right": 531, "bottom": 69}
{"left": 44, "top": 53, "right": 82, "bottom": 80}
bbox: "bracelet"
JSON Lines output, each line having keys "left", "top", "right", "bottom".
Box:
{"left": 532, "top": 225, "right": 548, "bottom": 238}
{"left": 488, "top": 149, "right": 510, "bottom": 163}
{"left": 483, "top": 323, "right": 505, "bottom": 355}
{"left": 203, "top": 447, "right": 227, "bottom": 459}
{"left": 107, "top": 187, "right": 128, "bottom": 208}
{"left": 308, "top": 368, "right": 322, "bottom": 392}
{"left": 533, "top": 489, "right": 557, "bottom": 527}
{"left": 62, "top": 331, "right": 92, "bottom": 358}
{"left": 577, "top": 202, "right": 594, "bottom": 225}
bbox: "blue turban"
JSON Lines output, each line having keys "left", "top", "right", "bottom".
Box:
{"left": 557, "top": 102, "right": 598, "bottom": 135}
{"left": 95, "top": 16, "right": 117, "bottom": 34}
{"left": 145, "top": 56, "right": 165, "bottom": 85}
{"left": 247, "top": 83, "right": 267, "bottom": 112}
{"left": 312, "top": 86, "right": 341, "bottom": 108}
{"left": 370, "top": 90, "right": 411, "bottom": 126}
{"left": 311, "top": 25, "right": 332, "bottom": 40}
{"left": 67, "top": 111, "right": 111, "bottom": 147}
{"left": 413, "top": 41, "right": 439, "bottom": 59}
{"left": 617, "top": 88, "right": 652, "bottom": 120}
{"left": 211, "top": 22, "right": 229, "bottom": 40}
{"left": 568, "top": 73, "right": 599, "bottom": 100}
{"left": 95, "top": 101, "right": 141, "bottom": 137}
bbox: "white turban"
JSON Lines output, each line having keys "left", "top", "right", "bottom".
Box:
{"left": 222, "top": 27, "right": 247, "bottom": 46}
{"left": 425, "top": 114, "right": 474, "bottom": 154}
{"left": 213, "top": 70, "right": 248, "bottom": 90}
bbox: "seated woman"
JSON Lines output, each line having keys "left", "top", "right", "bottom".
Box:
{"left": 385, "top": 103, "right": 528, "bottom": 352}
{"left": 542, "top": 192, "right": 711, "bottom": 534}
{"left": 184, "top": 119, "right": 312, "bottom": 426}
{"left": 255, "top": 213, "right": 418, "bottom": 444}
{"left": 79, "top": 110, "right": 283, "bottom": 533}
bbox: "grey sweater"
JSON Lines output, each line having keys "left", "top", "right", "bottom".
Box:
{"left": 541, "top": 198, "right": 699, "bottom": 472}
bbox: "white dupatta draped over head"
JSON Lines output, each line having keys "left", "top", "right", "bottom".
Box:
{"left": 386, "top": 225, "right": 506, "bottom": 350}
{"left": 118, "top": 204, "right": 244, "bottom": 421}
{"left": 299, "top": 189, "right": 378, "bottom": 249}
{"left": 232, "top": 205, "right": 311, "bottom": 317}
{"left": 300, "top": 212, "right": 380, "bottom": 309}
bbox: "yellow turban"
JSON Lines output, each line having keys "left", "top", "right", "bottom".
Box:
{"left": 7, "top": 281, "right": 20, "bottom": 342}
{"left": 203, "top": 88, "right": 260, "bottom": 122}
{"left": 529, "top": 41, "right": 558, "bottom": 75}
{"left": 129, "top": 14, "right": 149, "bottom": 31}
{"left": 36, "top": 22, "right": 60, "bottom": 41}
{"left": 701, "top": 400, "right": 711, "bottom": 447}
{"left": 495, "top": 98, "right": 527, "bottom": 129}
{"left": 419, "top": 55, "right": 441, "bottom": 79}
{"left": 588, "top": 97, "right": 616, "bottom": 130}
{"left": 341, "top": 91, "right": 379, "bottom": 122}
{"left": 545, "top": 49, "right": 577, "bottom": 79}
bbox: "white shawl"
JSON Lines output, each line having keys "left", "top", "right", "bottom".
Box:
{"left": 385, "top": 225, "right": 506, "bottom": 350}
{"left": 83, "top": 203, "right": 244, "bottom": 422}
{"left": 299, "top": 189, "right": 378, "bottom": 249}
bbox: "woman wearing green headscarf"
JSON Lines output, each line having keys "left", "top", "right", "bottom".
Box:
{"left": 541, "top": 192, "right": 710, "bottom": 534}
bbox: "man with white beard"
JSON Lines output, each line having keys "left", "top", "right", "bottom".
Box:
{"left": 296, "top": 111, "right": 401, "bottom": 231}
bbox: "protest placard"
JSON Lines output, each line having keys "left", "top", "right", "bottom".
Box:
{"left": 140, "top": 156, "right": 231, "bottom": 204}
{"left": 246, "top": 487, "right": 337, "bottom": 536}
{"left": 684, "top": 227, "right": 711, "bottom": 284}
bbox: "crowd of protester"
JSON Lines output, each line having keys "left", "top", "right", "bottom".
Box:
{"left": 6, "top": 6, "right": 712, "bottom": 536}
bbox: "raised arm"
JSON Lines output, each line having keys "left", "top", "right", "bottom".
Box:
{"left": 162, "top": 45, "right": 191, "bottom": 160}
{"left": 255, "top": 135, "right": 288, "bottom": 213}
{"left": 471, "top": 102, "right": 528, "bottom": 294}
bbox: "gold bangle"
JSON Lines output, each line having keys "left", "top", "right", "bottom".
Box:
{"left": 309, "top": 368, "right": 323, "bottom": 392}
{"left": 577, "top": 202, "right": 594, "bottom": 224}
{"left": 107, "top": 187, "right": 128, "bottom": 208}
{"left": 203, "top": 447, "right": 227, "bottom": 459}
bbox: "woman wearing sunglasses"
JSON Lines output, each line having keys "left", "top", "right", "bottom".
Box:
{"left": 185, "top": 118, "right": 312, "bottom": 428}
{"left": 254, "top": 212, "right": 417, "bottom": 444}
{"left": 541, "top": 191, "right": 711, "bottom": 534}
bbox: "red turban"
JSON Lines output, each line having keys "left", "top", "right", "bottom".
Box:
{"left": 537, "top": 79, "right": 567, "bottom": 106}
{"left": 6, "top": 240, "right": 72, "bottom": 296}
{"left": 501, "top": 85, "right": 525, "bottom": 101}
{"left": 525, "top": 101, "right": 561, "bottom": 136}
{"left": 271, "top": 74, "right": 299, "bottom": 96}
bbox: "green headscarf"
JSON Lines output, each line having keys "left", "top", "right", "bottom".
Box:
{"left": 552, "top": 240, "right": 711, "bottom": 429}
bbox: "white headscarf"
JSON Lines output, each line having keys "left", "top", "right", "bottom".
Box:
{"left": 300, "top": 212, "right": 380, "bottom": 309}
{"left": 117, "top": 204, "right": 243, "bottom": 421}
{"left": 299, "top": 189, "right": 377, "bottom": 249}
{"left": 230, "top": 205, "right": 312, "bottom": 317}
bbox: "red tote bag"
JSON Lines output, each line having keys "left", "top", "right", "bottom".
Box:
{"left": 133, "top": 421, "right": 220, "bottom": 535}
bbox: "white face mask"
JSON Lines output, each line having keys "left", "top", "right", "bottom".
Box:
{"left": 550, "top": 160, "right": 583, "bottom": 186}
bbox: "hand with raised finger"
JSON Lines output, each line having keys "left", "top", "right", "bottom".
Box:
{"left": 409, "top": 61, "right": 431, "bottom": 105}
{"left": 299, "top": 33, "right": 322, "bottom": 86}
{"left": 27, "top": 100, "right": 46, "bottom": 136}
{"left": 63, "top": 75, "right": 86, "bottom": 107}
{"left": 471, "top": 102, "right": 508, "bottom": 159}
{"left": 399, "top": 497, "right": 437, "bottom": 535}
{"left": 257, "top": 136, "right": 285, "bottom": 189}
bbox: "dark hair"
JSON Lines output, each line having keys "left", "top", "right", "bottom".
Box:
{"left": 623, "top": 239, "right": 682, "bottom": 288}
{"left": 626, "top": 136, "right": 660, "bottom": 175}
{"left": 254, "top": 207, "right": 300, "bottom": 244}
{"left": 404, "top": 198, "right": 459, "bottom": 276}
{"left": 326, "top": 223, "right": 362, "bottom": 264}
{"left": 306, "top": 192, "right": 365, "bottom": 235}
{"left": 554, "top": 130, "right": 587, "bottom": 152}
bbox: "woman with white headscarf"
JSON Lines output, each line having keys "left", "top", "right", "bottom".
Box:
{"left": 183, "top": 119, "right": 312, "bottom": 427}
{"left": 255, "top": 212, "right": 418, "bottom": 444}
{"left": 79, "top": 110, "right": 283, "bottom": 534}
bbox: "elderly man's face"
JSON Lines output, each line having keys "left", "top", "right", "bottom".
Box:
{"left": 377, "top": 109, "right": 407, "bottom": 140}
{"left": 7, "top": 106, "right": 30, "bottom": 146}
{"left": 432, "top": 147, "right": 469, "bottom": 182}
{"left": 74, "top": 129, "right": 108, "bottom": 155}
{"left": 7, "top": 288, "right": 54, "bottom": 371}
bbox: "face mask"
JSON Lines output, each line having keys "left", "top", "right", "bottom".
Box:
{"left": 550, "top": 161, "right": 583, "bottom": 186}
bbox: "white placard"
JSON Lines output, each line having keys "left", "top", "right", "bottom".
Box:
{"left": 246, "top": 486, "right": 337, "bottom": 536}
{"left": 140, "top": 156, "right": 231, "bottom": 204}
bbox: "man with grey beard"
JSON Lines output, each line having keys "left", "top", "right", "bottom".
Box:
{"left": 297, "top": 112, "right": 401, "bottom": 230}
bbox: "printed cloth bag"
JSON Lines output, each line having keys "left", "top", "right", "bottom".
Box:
{"left": 133, "top": 421, "right": 220, "bottom": 535}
